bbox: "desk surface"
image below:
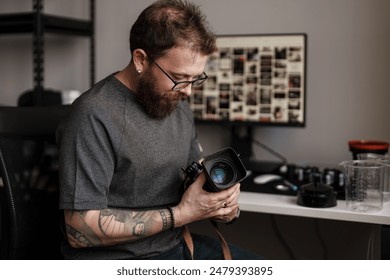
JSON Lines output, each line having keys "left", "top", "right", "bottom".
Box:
{"left": 239, "top": 191, "right": 390, "bottom": 225}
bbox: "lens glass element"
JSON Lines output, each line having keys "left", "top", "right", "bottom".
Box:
{"left": 210, "top": 163, "right": 234, "bottom": 185}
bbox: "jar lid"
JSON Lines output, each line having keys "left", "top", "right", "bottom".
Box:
{"left": 348, "top": 140, "right": 389, "bottom": 151}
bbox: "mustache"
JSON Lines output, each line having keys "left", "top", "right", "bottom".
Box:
{"left": 163, "top": 90, "right": 188, "bottom": 101}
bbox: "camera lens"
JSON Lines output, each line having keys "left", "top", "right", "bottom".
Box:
{"left": 210, "top": 163, "right": 234, "bottom": 185}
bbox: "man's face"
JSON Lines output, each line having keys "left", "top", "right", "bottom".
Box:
{"left": 134, "top": 47, "right": 208, "bottom": 119}
{"left": 134, "top": 68, "right": 184, "bottom": 119}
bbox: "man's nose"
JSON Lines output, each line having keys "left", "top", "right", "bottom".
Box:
{"left": 180, "top": 84, "right": 192, "bottom": 97}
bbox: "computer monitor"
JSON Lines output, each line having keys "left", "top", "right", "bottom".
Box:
{"left": 190, "top": 34, "right": 307, "bottom": 164}
{"left": 190, "top": 33, "right": 307, "bottom": 127}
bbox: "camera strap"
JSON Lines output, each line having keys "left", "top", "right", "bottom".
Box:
{"left": 210, "top": 220, "right": 232, "bottom": 260}
{"left": 182, "top": 222, "right": 232, "bottom": 260}
{"left": 182, "top": 226, "right": 195, "bottom": 260}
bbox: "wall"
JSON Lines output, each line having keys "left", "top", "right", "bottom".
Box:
{"left": 1, "top": 0, "right": 389, "bottom": 166}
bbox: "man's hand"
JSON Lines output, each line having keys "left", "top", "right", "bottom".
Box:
{"left": 175, "top": 172, "right": 241, "bottom": 227}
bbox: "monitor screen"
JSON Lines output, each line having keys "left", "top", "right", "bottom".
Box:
{"left": 190, "top": 33, "right": 307, "bottom": 127}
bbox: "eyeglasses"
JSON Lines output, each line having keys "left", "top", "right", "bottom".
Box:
{"left": 150, "top": 59, "right": 208, "bottom": 91}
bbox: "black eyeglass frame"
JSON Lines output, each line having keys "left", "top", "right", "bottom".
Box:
{"left": 149, "top": 58, "right": 208, "bottom": 91}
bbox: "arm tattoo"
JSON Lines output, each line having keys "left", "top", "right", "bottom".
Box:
{"left": 97, "top": 208, "right": 172, "bottom": 239}
{"left": 66, "top": 208, "right": 173, "bottom": 247}
{"left": 65, "top": 210, "right": 103, "bottom": 247}
{"left": 65, "top": 224, "right": 94, "bottom": 247}
{"left": 158, "top": 209, "right": 170, "bottom": 231}
{"left": 133, "top": 222, "right": 145, "bottom": 236}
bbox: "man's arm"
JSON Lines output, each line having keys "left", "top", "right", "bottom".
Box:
{"left": 64, "top": 208, "right": 173, "bottom": 248}
{"left": 65, "top": 172, "right": 241, "bottom": 248}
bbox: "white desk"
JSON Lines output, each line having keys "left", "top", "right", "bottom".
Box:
{"left": 239, "top": 192, "right": 390, "bottom": 225}
{"left": 227, "top": 192, "right": 390, "bottom": 259}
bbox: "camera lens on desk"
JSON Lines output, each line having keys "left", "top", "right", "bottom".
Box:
{"left": 304, "top": 166, "right": 319, "bottom": 183}
{"left": 294, "top": 166, "right": 305, "bottom": 182}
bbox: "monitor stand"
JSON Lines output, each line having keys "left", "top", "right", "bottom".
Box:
{"left": 230, "top": 126, "right": 283, "bottom": 174}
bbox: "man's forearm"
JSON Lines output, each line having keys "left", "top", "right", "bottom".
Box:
{"left": 64, "top": 208, "right": 173, "bottom": 248}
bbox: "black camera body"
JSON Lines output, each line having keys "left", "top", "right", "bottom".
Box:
{"left": 183, "top": 147, "right": 248, "bottom": 192}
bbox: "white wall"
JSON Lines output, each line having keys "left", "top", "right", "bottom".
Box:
{"left": 1, "top": 0, "right": 389, "bottom": 166}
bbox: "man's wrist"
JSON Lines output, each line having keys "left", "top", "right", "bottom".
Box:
{"left": 171, "top": 205, "right": 185, "bottom": 228}
{"left": 167, "top": 206, "right": 175, "bottom": 230}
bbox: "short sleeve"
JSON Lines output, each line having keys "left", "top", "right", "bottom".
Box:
{"left": 56, "top": 105, "right": 116, "bottom": 210}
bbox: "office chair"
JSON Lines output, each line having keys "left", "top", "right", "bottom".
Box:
{"left": 0, "top": 106, "right": 70, "bottom": 259}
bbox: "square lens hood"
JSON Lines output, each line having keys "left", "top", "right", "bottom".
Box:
{"left": 202, "top": 147, "right": 248, "bottom": 192}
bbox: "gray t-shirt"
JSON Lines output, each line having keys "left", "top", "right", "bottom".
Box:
{"left": 56, "top": 74, "right": 201, "bottom": 259}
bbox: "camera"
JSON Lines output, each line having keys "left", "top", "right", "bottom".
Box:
{"left": 183, "top": 147, "right": 248, "bottom": 192}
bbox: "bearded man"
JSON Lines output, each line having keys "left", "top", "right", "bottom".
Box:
{"left": 56, "top": 0, "right": 260, "bottom": 260}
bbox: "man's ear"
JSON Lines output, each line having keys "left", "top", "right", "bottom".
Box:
{"left": 132, "top": 49, "right": 148, "bottom": 72}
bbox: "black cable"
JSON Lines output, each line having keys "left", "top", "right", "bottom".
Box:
{"left": 270, "top": 215, "right": 296, "bottom": 259}
{"left": 314, "top": 219, "right": 328, "bottom": 259}
{"left": 252, "top": 138, "right": 288, "bottom": 165}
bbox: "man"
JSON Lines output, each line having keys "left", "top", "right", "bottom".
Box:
{"left": 56, "top": 0, "right": 259, "bottom": 259}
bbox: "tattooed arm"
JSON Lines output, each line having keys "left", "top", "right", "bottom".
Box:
{"left": 64, "top": 208, "right": 173, "bottom": 248}
{"left": 64, "top": 173, "right": 242, "bottom": 248}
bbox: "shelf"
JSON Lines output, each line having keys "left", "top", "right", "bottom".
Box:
{"left": 0, "top": 0, "right": 95, "bottom": 105}
{"left": 0, "top": 12, "right": 93, "bottom": 36}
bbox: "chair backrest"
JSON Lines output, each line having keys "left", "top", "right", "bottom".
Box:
{"left": 0, "top": 106, "right": 70, "bottom": 259}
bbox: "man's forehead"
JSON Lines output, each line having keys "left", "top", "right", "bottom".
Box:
{"left": 161, "top": 47, "right": 208, "bottom": 72}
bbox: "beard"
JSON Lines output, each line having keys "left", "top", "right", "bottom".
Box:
{"left": 133, "top": 71, "right": 187, "bottom": 119}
